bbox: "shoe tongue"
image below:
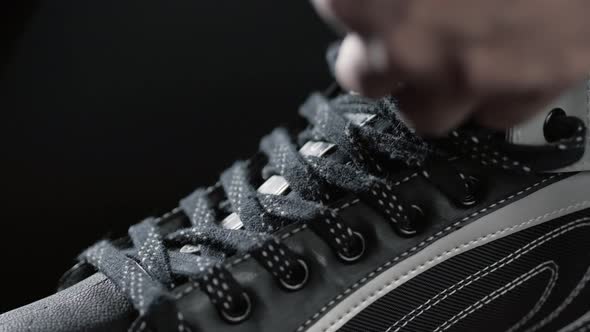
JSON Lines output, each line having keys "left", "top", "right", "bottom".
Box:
{"left": 507, "top": 81, "right": 590, "bottom": 172}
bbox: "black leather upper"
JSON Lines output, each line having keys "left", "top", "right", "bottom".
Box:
{"left": 174, "top": 165, "right": 565, "bottom": 332}
{"left": 341, "top": 207, "right": 590, "bottom": 332}
{"left": 0, "top": 161, "right": 568, "bottom": 332}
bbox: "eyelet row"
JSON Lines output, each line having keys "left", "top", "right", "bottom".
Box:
{"left": 217, "top": 229, "right": 367, "bottom": 324}
{"left": 224, "top": 107, "right": 584, "bottom": 324}
{"left": 213, "top": 154, "right": 495, "bottom": 324}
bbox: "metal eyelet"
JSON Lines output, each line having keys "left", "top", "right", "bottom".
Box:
{"left": 279, "top": 259, "right": 310, "bottom": 291}
{"left": 337, "top": 231, "right": 366, "bottom": 263}
{"left": 220, "top": 292, "right": 252, "bottom": 324}
{"left": 397, "top": 205, "right": 424, "bottom": 237}
{"left": 458, "top": 176, "right": 481, "bottom": 208}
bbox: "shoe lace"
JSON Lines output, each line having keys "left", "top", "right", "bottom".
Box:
{"left": 67, "top": 90, "right": 586, "bottom": 331}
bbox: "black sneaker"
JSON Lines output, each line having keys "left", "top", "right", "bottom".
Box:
{"left": 1, "top": 58, "right": 589, "bottom": 332}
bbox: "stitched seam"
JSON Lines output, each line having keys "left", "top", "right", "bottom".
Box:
{"left": 392, "top": 172, "right": 419, "bottom": 187}
{"left": 319, "top": 204, "right": 590, "bottom": 332}
{"left": 295, "top": 175, "right": 558, "bottom": 331}
{"left": 526, "top": 263, "right": 590, "bottom": 332}
{"left": 177, "top": 312, "right": 190, "bottom": 332}
{"left": 155, "top": 207, "right": 182, "bottom": 225}
{"left": 434, "top": 262, "right": 558, "bottom": 332}
{"left": 175, "top": 198, "right": 362, "bottom": 300}
{"left": 179, "top": 171, "right": 415, "bottom": 292}
{"left": 507, "top": 262, "right": 558, "bottom": 332}
{"left": 388, "top": 202, "right": 586, "bottom": 332}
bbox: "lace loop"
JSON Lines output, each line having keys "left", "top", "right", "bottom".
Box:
{"left": 199, "top": 264, "right": 251, "bottom": 323}
{"left": 252, "top": 238, "right": 309, "bottom": 290}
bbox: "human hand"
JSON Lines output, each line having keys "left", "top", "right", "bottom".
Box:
{"left": 312, "top": 0, "right": 590, "bottom": 135}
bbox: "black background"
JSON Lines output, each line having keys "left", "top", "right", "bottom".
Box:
{"left": 0, "top": 0, "right": 335, "bottom": 313}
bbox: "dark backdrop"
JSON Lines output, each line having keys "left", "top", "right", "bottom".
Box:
{"left": 0, "top": 0, "right": 335, "bottom": 313}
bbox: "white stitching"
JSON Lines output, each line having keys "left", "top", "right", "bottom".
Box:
{"left": 172, "top": 175, "right": 566, "bottom": 332}
{"left": 321, "top": 204, "right": 590, "bottom": 332}
{"left": 154, "top": 206, "right": 182, "bottom": 225}
{"left": 177, "top": 312, "right": 190, "bottom": 332}
{"left": 320, "top": 203, "right": 589, "bottom": 332}
{"left": 392, "top": 172, "right": 419, "bottom": 187}
{"left": 525, "top": 264, "right": 590, "bottom": 332}
{"left": 434, "top": 261, "right": 558, "bottom": 332}
{"left": 175, "top": 198, "right": 362, "bottom": 300}
{"left": 295, "top": 176, "right": 558, "bottom": 331}
{"left": 388, "top": 203, "right": 589, "bottom": 332}
{"left": 507, "top": 263, "right": 558, "bottom": 332}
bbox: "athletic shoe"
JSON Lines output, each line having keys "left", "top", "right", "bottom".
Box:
{"left": 1, "top": 63, "right": 589, "bottom": 332}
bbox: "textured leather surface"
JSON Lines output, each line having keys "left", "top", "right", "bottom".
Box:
{"left": 0, "top": 274, "right": 134, "bottom": 332}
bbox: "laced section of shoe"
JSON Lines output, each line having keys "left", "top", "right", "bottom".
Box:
{"left": 61, "top": 90, "right": 586, "bottom": 331}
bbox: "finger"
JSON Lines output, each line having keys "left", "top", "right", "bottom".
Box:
{"left": 396, "top": 84, "right": 478, "bottom": 136}
{"left": 311, "top": 0, "right": 381, "bottom": 33}
{"left": 336, "top": 34, "right": 401, "bottom": 97}
{"left": 385, "top": 26, "right": 447, "bottom": 83}
{"left": 461, "top": 32, "right": 590, "bottom": 92}
{"left": 474, "top": 89, "right": 563, "bottom": 129}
